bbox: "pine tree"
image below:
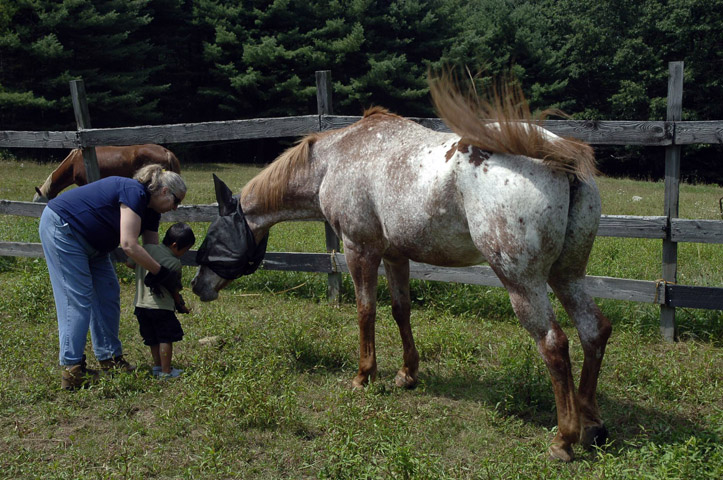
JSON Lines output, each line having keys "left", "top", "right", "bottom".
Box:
{"left": 141, "top": 0, "right": 204, "bottom": 123}
{"left": 191, "top": 0, "right": 459, "bottom": 118}
{"left": 0, "top": 0, "right": 167, "bottom": 129}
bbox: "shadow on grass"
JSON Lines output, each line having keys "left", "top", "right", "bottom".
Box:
{"left": 676, "top": 309, "right": 723, "bottom": 346}
{"left": 201, "top": 270, "right": 723, "bottom": 456}
{"left": 420, "top": 370, "right": 720, "bottom": 455}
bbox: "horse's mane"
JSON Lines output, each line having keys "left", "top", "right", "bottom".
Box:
{"left": 242, "top": 107, "right": 402, "bottom": 212}
{"left": 241, "top": 133, "right": 322, "bottom": 211}
{"left": 429, "top": 72, "right": 596, "bottom": 181}
{"left": 362, "top": 106, "right": 400, "bottom": 118}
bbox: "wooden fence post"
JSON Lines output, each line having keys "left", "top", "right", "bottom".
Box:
{"left": 316, "top": 70, "right": 342, "bottom": 304}
{"left": 69, "top": 79, "right": 100, "bottom": 183}
{"left": 661, "top": 61, "right": 684, "bottom": 342}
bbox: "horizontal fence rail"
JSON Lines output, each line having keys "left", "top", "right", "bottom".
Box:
{"left": 2, "top": 202, "right": 717, "bottom": 242}
{"left": 0, "top": 241, "right": 668, "bottom": 306}
{"left": 0, "top": 239, "right": 714, "bottom": 309}
{"left": 1, "top": 200, "right": 721, "bottom": 310}
{"left": 1, "top": 200, "right": 708, "bottom": 240}
{"left": 5, "top": 117, "right": 723, "bottom": 150}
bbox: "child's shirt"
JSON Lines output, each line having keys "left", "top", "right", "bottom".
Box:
{"left": 130, "top": 244, "right": 182, "bottom": 311}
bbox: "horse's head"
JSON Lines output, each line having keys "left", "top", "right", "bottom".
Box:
{"left": 191, "top": 174, "right": 268, "bottom": 302}
{"left": 33, "top": 186, "right": 49, "bottom": 203}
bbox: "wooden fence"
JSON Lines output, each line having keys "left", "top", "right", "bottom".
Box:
{"left": 2, "top": 63, "right": 723, "bottom": 341}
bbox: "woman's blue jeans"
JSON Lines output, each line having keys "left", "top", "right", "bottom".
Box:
{"left": 39, "top": 207, "right": 122, "bottom": 366}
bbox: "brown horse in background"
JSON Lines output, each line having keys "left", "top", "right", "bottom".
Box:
{"left": 33, "top": 144, "right": 181, "bottom": 202}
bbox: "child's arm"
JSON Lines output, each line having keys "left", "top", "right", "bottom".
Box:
{"left": 168, "top": 268, "right": 190, "bottom": 313}
{"left": 172, "top": 290, "right": 190, "bottom": 314}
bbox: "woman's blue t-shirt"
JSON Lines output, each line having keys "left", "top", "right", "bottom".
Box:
{"left": 48, "top": 177, "right": 161, "bottom": 254}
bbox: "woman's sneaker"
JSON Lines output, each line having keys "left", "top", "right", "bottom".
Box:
{"left": 61, "top": 355, "right": 100, "bottom": 390}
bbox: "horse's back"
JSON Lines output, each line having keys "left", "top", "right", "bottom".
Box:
{"left": 317, "top": 114, "right": 575, "bottom": 270}
{"left": 36, "top": 144, "right": 180, "bottom": 200}
{"left": 87, "top": 145, "right": 180, "bottom": 177}
{"left": 133, "top": 144, "right": 180, "bottom": 173}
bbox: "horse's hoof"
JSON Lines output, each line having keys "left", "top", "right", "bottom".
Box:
{"left": 394, "top": 370, "right": 418, "bottom": 389}
{"left": 352, "top": 372, "right": 372, "bottom": 389}
{"left": 581, "top": 423, "right": 608, "bottom": 450}
{"left": 548, "top": 443, "right": 574, "bottom": 462}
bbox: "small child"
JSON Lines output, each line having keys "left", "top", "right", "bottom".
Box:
{"left": 128, "top": 222, "right": 195, "bottom": 379}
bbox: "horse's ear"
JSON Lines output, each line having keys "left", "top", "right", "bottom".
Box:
{"left": 213, "top": 174, "right": 236, "bottom": 216}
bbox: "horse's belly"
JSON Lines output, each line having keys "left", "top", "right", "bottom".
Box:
{"left": 381, "top": 211, "right": 485, "bottom": 267}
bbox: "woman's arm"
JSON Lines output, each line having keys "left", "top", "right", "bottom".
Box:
{"left": 119, "top": 204, "right": 162, "bottom": 274}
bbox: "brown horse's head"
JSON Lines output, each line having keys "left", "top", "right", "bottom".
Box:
{"left": 33, "top": 186, "right": 50, "bottom": 203}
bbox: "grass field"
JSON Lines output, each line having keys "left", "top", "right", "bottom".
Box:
{"left": 0, "top": 158, "right": 721, "bottom": 479}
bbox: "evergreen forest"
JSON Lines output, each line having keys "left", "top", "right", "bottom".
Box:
{"left": 1, "top": 0, "right": 721, "bottom": 180}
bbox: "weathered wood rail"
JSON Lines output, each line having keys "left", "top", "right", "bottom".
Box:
{"left": 0, "top": 199, "right": 720, "bottom": 310}
{"left": 4, "top": 117, "right": 723, "bottom": 150}
{"left": 2, "top": 63, "right": 722, "bottom": 340}
{"left": 5, "top": 117, "right": 723, "bottom": 150}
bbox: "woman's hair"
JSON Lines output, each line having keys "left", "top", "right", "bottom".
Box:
{"left": 134, "top": 164, "right": 186, "bottom": 199}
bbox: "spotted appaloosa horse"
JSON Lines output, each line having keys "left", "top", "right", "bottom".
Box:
{"left": 191, "top": 75, "right": 612, "bottom": 462}
{"left": 33, "top": 144, "right": 181, "bottom": 202}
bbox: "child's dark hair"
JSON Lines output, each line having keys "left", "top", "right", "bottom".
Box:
{"left": 163, "top": 222, "right": 195, "bottom": 249}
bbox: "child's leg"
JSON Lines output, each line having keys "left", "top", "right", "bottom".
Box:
{"left": 159, "top": 343, "right": 173, "bottom": 373}
{"left": 136, "top": 308, "right": 160, "bottom": 371}
{"left": 150, "top": 344, "right": 161, "bottom": 368}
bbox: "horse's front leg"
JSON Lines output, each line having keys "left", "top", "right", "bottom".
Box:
{"left": 345, "top": 246, "right": 382, "bottom": 388}
{"left": 383, "top": 258, "right": 419, "bottom": 388}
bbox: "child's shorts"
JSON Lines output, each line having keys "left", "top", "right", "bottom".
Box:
{"left": 134, "top": 307, "right": 184, "bottom": 346}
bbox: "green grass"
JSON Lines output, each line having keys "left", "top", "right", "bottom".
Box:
{"left": 0, "top": 159, "right": 721, "bottom": 479}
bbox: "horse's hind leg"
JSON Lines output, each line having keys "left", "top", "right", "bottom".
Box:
{"left": 383, "top": 258, "right": 419, "bottom": 388}
{"left": 549, "top": 276, "right": 611, "bottom": 450}
{"left": 549, "top": 179, "right": 612, "bottom": 450}
{"left": 504, "top": 280, "right": 581, "bottom": 462}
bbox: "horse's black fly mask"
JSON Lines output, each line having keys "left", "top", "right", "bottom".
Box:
{"left": 196, "top": 177, "right": 268, "bottom": 280}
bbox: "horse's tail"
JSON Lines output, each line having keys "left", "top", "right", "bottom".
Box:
{"left": 165, "top": 148, "right": 181, "bottom": 173}
{"left": 242, "top": 134, "right": 319, "bottom": 212}
{"left": 429, "top": 71, "right": 596, "bottom": 182}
